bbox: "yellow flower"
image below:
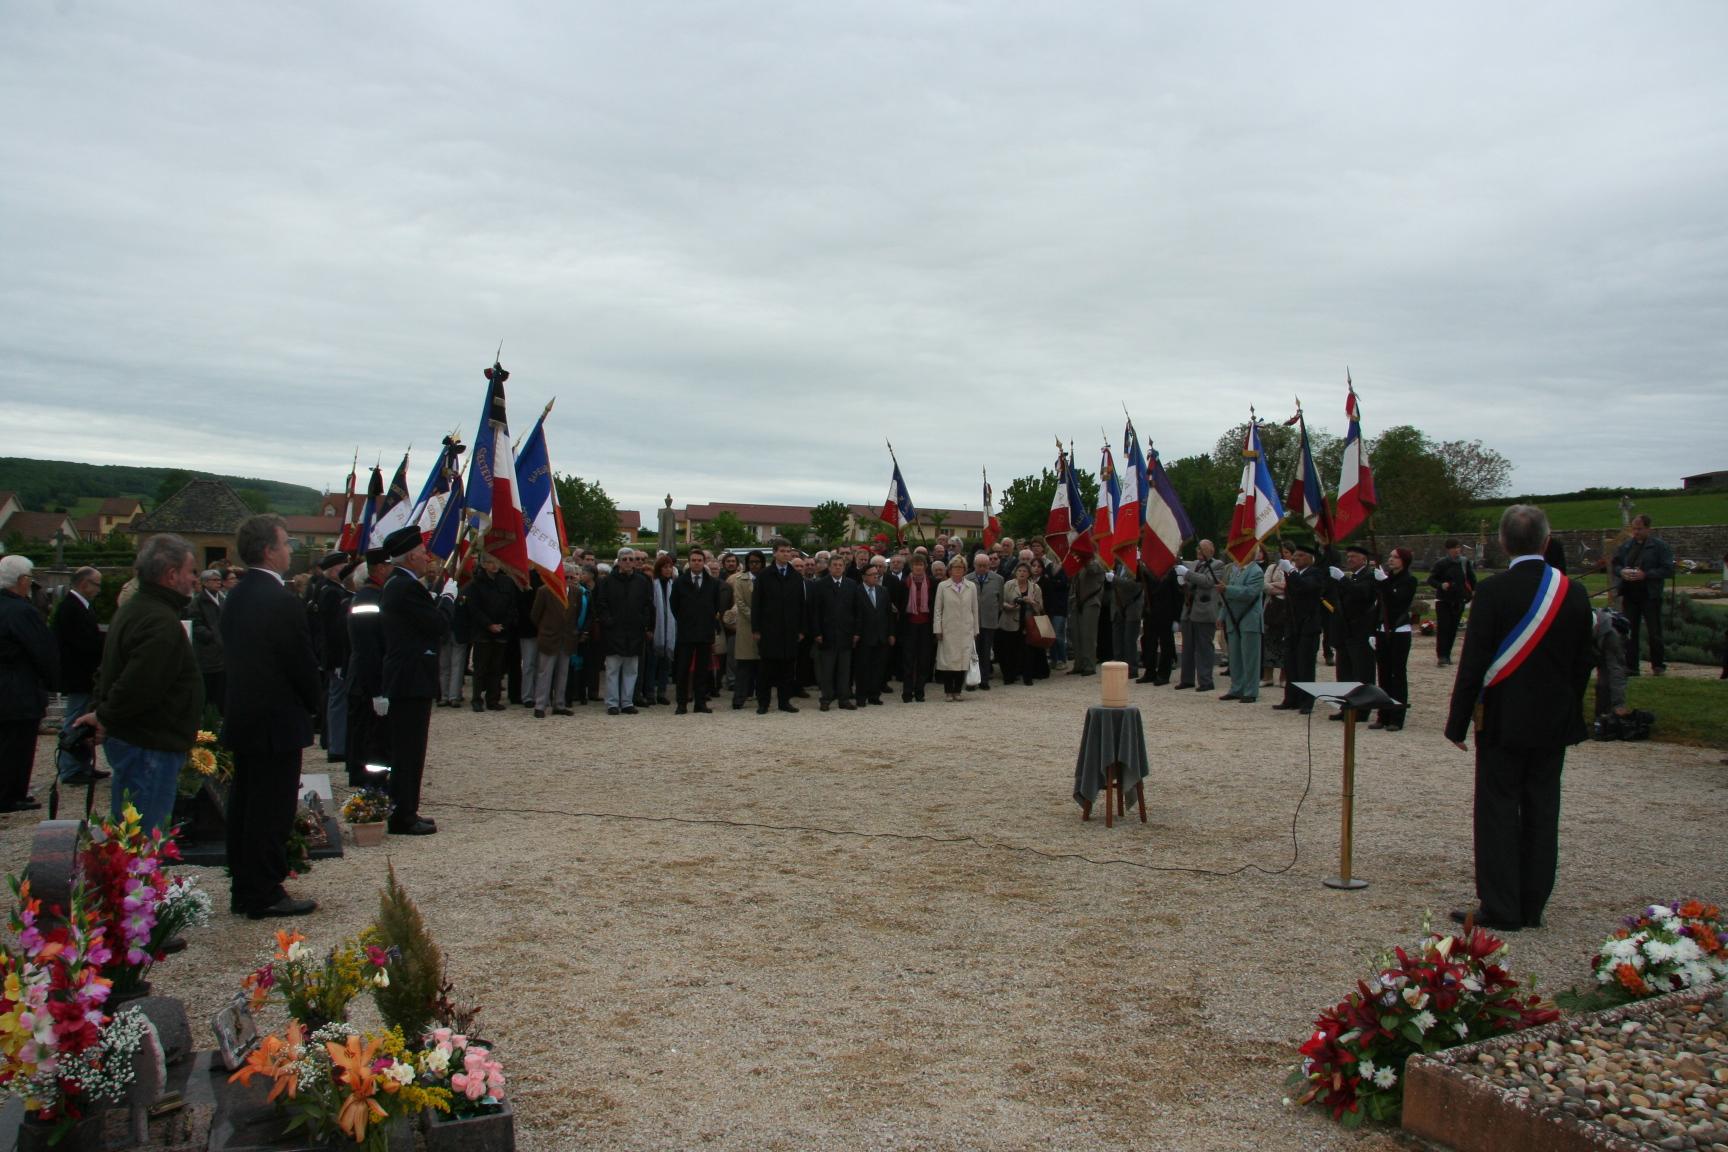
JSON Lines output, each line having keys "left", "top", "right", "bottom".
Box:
{"left": 196, "top": 729, "right": 219, "bottom": 745}
{"left": 189, "top": 747, "right": 219, "bottom": 776}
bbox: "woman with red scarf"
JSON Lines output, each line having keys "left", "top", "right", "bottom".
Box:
{"left": 895, "top": 553, "right": 936, "bottom": 702}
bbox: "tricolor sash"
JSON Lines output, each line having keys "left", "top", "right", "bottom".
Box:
{"left": 1482, "top": 564, "right": 1569, "bottom": 691}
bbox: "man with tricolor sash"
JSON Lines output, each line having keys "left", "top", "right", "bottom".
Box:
{"left": 1444, "top": 504, "right": 1592, "bottom": 933}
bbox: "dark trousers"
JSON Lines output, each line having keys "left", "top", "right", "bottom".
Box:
{"left": 996, "top": 627, "right": 1028, "bottom": 685}
{"left": 505, "top": 640, "right": 523, "bottom": 703}
{"left": 731, "top": 659, "right": 759, "bottom": 707}
{"left": 1622, "top": 590, "right": 1665, "bottom": 671}
{"left": 974, "top": 630, "right": 995, "bottom": 685}
{"left": 0, "top": 720, "right": 38, "bottom": 807}
{"left": 941, "top": 669, "right": 966, "bottom": 695}
{"left": 1144, "top": 616, "right": 1177, "bottom": 682}
{"left": 1375, "top": 632, "right": 1411, "bottom": 724}
{"left": 1474, "top": 743, "right": 1565, "bottom": 927}
{"left": 203, "top": 672, "right": 226, "bottom": 719}
{"left": 1434, "top": 600, "right": 1465, "bottom": 662}
{"left": 674, "top": 640, "right": 711, "bottom": 706}
{"left": 900, "top": 625, "right": 932, "bottom": 699}
{"left": 471, "top": 640, "right": 507, "bottom": 706}
{"left": 757, "top": 656, "right": 795, "bottom": 709}
{"left": 853, "top": 643, "right": 886, "bottom": 702}
{"left": 1282, "top": 630, "right": 1320, "bottom": 710}
{"left": 1337, "top": 629, "right": 1376, "bottom": 716}
{"left": 227, "top": 738, "right": 302, "bottom": 913}
{"left": 815, "top": 643, "right": 853, "bottom": 704}
{"left": 386, "top": 697, "right": 432, "bottom": 828}
{"left": 345, "top": 695, "right": 390, "bottom": 786}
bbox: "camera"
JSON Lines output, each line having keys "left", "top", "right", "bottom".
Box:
{"left": 57, "top": 723, "right": 97, "bottom": 754}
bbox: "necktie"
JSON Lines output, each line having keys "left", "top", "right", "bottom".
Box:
{"left": 868, "top": 588, "right": 876, "bottom": 606}
{"left": 695, "top": 575, "right": 701, "bottom": 589}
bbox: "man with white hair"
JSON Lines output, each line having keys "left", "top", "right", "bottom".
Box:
{"left": 52, "top": 565, "right": 109, "bottom": 787}
{"left": 1, "top": 555, "right": 59, "bottom": 811}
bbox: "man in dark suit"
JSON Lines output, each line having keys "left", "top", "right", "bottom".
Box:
{"left": 312, "top": 552, "right": 352, "bottom": 763}
{"left": 1331, "top": 544, "right": 1379, "bottom": 722}
{"left": 751, "top": 537, "right": 806, "bottom": 715}
{"left": 52, "top": 566, "right": 110, "bottom": 786}
{"left": 669, "top": 547, "right": 721, "bottom": 715}
{"left": 808, "top": 553, "right": 862, "bottom": 710}
{"left": 1, "top": 556, "right": 58, "bottom": 811}
{"left": 1445, "top": 504, "right": 1593, "bottom": 932}
{"left": 380, "top": 525, "right": 456, "bottom": 836}
{"left": 344, "top": 548, "right": 390, "bottom": 788}
{"left": 1273, "top": 543, "right": 1326, "bottom": 713}
{"left": 221, "top": 515, "right": 322, "bottom": 920}
{"left": 852, "top": 564, "right": 895, "bottom": 706}
{"left": 1426, "top": 538, "right": 1475, "bottom": 667}
{"left": 189, "top": 568, "right": 227, "bottom": 719}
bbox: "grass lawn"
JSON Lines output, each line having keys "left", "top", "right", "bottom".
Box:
{"left": 1588, "top": 674, "right": 1728, "bottom": 748}
{"left": 1571, "top": 571, "right": 1722, "bottom": 595}
{"left": 1475, "top": 492, "right": 1728, "bottom": 531}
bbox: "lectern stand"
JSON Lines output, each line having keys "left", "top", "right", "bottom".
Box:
{"left": 1291, "top": 681, "right": 1400, "bottom": 891}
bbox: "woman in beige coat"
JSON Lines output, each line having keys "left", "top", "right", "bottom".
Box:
{"left": 727, "top": 550, "right": 763, "bottom": 710}
{"left": 932, "top": 561, "right": 978, "bottom": 702}
{"left": 998, "top": 560, "right": 1044, "bottom": 686}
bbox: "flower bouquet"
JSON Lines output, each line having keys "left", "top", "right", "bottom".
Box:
{"left": 178, "top": 728, "right": 234, "bottom": 798}
{"left": 243, "top": 930, "right": 395, "bottom": 1033}
{"left": 342, "top": 789, "right": 394, "bottom": 846}
{"left": 418, "top": 1028, "right": 505, "bottom": 1117}
{"left": 1592, "top": 899, "right": 1728, "bottom": 1002}
{"left": 0, "top": 879, "right": 148, "bottom": 1145}
{"left": 77, "top": 803, "right": 211, "bottom": 997}
{"left": 230, "top": 1020, "right": 451, "bottom": 1151}
{"left": 1289, "top": 920, "right": 1558, "bottom": 1128}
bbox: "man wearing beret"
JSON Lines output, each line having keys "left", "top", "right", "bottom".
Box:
{"left": 379, "top": 525, "right": 455, "bottom": 836}
{"left": 1273, "top": 543, "right": 1326, "bottom": 713}
{"left": 312, "top": 552, "right": 352, "bottom": 763}
{"left": 1330, "top": 544, "right": 1380, "bottom": 722}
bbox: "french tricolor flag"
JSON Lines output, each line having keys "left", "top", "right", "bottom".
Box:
{"left": 464, "top": 358, "right": 531, "bottom": 587}
{"left": 1093, "top": 444, "right": 1119, "bottom": 562}
{"left": 1139, "top": 445, "right": 1192, "bottom": 579}
{"left": 1114, "top": 422, "right": 1146, "bottom": 567}
{"left": 880, "top": 461, "right": 916, "bottom": 536}
{"left": 1225, "top": 418, "right": 1286, "bottom": 565}
{"left": 1043, "top": 447, "right": 1073, "bottom": 568}
{"left": 1334, "top": 375, "right": 1378, "bottom": 542}
{"left": 1285, "top": 406, "right": 1334, "bottom": 545}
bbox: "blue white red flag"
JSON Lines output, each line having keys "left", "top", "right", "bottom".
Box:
{"left": 1285, "top": 407, "right": 1334, "bottom": 545}
{"left": 1044, "top": 447, "right": 1073, "bottom": 567}
{"left": 357, "top": 465, "right": 384, "bottom": 554}
{"left": 1094, "top": 445, "right": 1120, "bottom": 561}
{"left": 1226, "top": 419, "right": 1286, "bottom": 564}
{"left": 982, "top": 472, "right": 1001, "bottom": 551}
{"left": 515, "top": 406, "right": 567, "bottom": 604}
{"left": 1114, "top": 422, "right": 1146, "bottom": 566}
{"left": 408, "top": 436, "right": 464, "bottom": 545}
{"left": 334, "top": 454, "right": 360, "bottom": 554}
{"left": 1139, "top": 445, "right": 1192, "bottom": 578}
{"left": 368, "top": 453, "right": 413, "bottom": 547}
{"left": 880, "top": 461, "right": 916, "bottom": 534}
{"left": 424, "top": 462, "right": 465, "bottom": 564}
{"left": 1062, "top": 448, "right": 1096, "bottom": 576}
{"left": 464, "top": 359, "right": 531, "bottom": 586}
{"left": 1334, "top": 374, "right": 1378, "bottom": 541}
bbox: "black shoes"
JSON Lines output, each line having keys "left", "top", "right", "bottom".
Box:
{"left": 607, "top": 707, "right": 621, "bottom": 715}
{"left": 1, "top": 798, "right": 42, "bottom": 813}
{"left": 1450, "top": 908, "right": 1521, "bottom": 932}
{"left": 553, "top": 707, "right": 573, "bottom": 716}
{"left": 486, "top": 702, "right": 506, "bottom": 712}
{"left": 676, "top": 704, "right": 689, "bottom": 715}
{"left": 839, "top": 701, "right": 857, "bottom": 710}
{"left": 389, "top": 818, "right": 437, "bottom": 836}
{"left": 694, "top": 705, "right": 713, "bottom": 714}
{"left": 757, "top": 705, "right": 769, "bottom": 715}
{"left": 622, "top": 706, "right": 639, "bottom": 715}
{"left": 1173, "top": 684, "right": 1194, "bottom": 691}
{"left": 778, "top": 703, "right": 799, "bottom": 714}
{"left": 472, "top": 701, "right": 485, "bottom": 713}
{"left": 248, "top": 895, "right": 318, "bottom": 920}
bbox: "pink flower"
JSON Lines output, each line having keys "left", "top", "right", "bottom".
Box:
{"left": 365, "top": 945, "right": 390, "bottom": 968}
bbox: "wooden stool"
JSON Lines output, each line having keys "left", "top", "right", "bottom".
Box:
{"left": 1082, "top": 762, "right": 1147, "bottom": 828}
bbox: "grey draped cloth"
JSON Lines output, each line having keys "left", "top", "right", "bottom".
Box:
{"left": 1073, "top": 705, "right": 1150, "bottom": 811}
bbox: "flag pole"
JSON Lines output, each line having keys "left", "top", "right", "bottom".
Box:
{"left": 1349, "top": 371, "right": 1382, "bottom": 560}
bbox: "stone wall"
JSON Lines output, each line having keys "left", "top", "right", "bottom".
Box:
{"left": 1367, "top": 524, "right": 1728, "bottom": 572}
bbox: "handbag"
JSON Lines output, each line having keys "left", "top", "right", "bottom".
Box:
{"left": 1024, "top": 613, "right": 1056, "bottom": 648}
{"left": 964, "top": 650, "right": 982, "bottom": 688}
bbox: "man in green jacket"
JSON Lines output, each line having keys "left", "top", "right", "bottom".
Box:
{"left": 77, "top": 532, "right": 203, "bottom": 833}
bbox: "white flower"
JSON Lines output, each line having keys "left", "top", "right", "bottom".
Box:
{"left": 1434, "top": 936, "right": 1455, "bottom": 959}
{"left": 372, "top": 969, "right": 390, "bottom": 988}
{"left": 1373, "top": 1066, "right": 1397, "bottom": 1090}
{"left": 286, "top": 941, "right": 312, "bottom": 963}
{"left": 382, "top": 1061, "right": 415, "bottom": 1087}
{"left": 1357, "top": 1058, "right": 1378, "bottom": 1082}
{"left": 424, "top": 1048, "right": 450, "bottom": 1074}
{"left": 1673, "top": 938, "right": 1703, "bottom": 963}
{"left": 1413, "top": 1010, "right": 1437, "bottom": 1034}
{"left": 1643, "top": 940, "right": 1675, "bottom": 965}
{"left": 1454, "top": 1022, "right": 1469, "bottom": 1039}
{"left": 1649, "top": 903, "right": 1673, "bottom": 919}
{"left": 1461, "top": 976, "right": 1483, "bottom": 993}
{"left": 1402, "top": 988, "right": 1430, "bottom": 1011}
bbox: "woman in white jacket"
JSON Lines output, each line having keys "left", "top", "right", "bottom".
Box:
{"left": 932, "top": 562, "right": 978, "bottom": 702}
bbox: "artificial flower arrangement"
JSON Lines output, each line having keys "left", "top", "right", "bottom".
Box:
{"left": 0, "top": 879, "right": 149, "bottom": 1140}
{"left": 1592, "top": 899, "right": 1728, "bottom": 1002}
{"left": 77, "top": 803, "right": 212, "bottom": 996}
{"left": 230, "top": 1019, "right": 452, "bottom": 1151}
{"left": 243, "top": 930, "right": 396, "bottom": 1033}
{"left": 179, "top": 728, "right": 235, "bottom": 797}
{"left": 341, "top": 789, "right": 394, "bottom": 826}
{"left": 1289, "top": 919, "right": 1558, "bottom": 1128}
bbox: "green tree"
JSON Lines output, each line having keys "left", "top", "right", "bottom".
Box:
{"left": 154, "top": 469, "right": 196, "bottom": 508}
{"left": 235, "top": 487, "right": 271, "bottom": 513}
{"left": 553, "top": 474, "right": 621, "bottom": 551}
{"left": 1163, "top": 454, "right": 1234, "bottom": 545}
{"left": 695, "top": 510, "right": 755, "bottom": 550}
{"left": 1366, "top": 425, "right": 1466, "bottom": 533}
{"left": 808, "top": 500, "right": 852, "bottom": 548}
{"left": 1436, "top": 439, "right": 1513, "bottom": 503}
{"left": 998, "top": 466, "right": 1099, "bottom": 543}
{"left": 925, "top": 509, "right": 951, "bottom": 535}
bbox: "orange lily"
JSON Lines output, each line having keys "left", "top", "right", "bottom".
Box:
{"left": 327, "top": 1036, "right": 387, "bottom": 1142}
{"left": 229, "top": 1022, "right": 305, "bottom": 1103}
{"left": 273, "top": 929, "right": 306, "bottom": 958}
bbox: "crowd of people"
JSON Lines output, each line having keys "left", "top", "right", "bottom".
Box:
{"left": 0, "top": 502, "right": 1710, "bottom": 939}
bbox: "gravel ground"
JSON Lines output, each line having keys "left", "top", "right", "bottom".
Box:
{"left": 5, "top": 647, "right": 1725, "bottom": 1150}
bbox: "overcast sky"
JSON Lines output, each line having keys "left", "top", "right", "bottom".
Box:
{"left": 3, "top": 2, "right": 1724, "bottom": 518}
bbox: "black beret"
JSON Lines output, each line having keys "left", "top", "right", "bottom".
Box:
{"left": 1291, "top": 542, "right": 1316, "bottom": 556}
{"left": 382, "top": 526, "right": 424, "bottom": 560}
{"left": 316, "top": 551, "right": 349, "bottom": 571}
{"left": 1345, "top": 543, "right": 1372, "bottom": 557}
{"left": 364, "top": 546, "right": 389, "bottom": 566}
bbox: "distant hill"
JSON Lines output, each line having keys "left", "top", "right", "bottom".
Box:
{"left": 1472, "top": 487, "right": 1728, "bottom": 532}
{"left": 0, "top": 457, "right": 323, "bottom": 515}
